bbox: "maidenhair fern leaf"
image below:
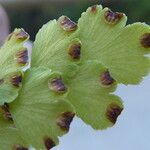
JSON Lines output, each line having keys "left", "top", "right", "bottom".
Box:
{"left": 0, "top": 108, "right": 27, "bottom": 150}
{"left": 10, "top": 67, "right": 75, "bottom": 150}
{"left": 0, "top": 28, "right": 29, "bottom": 105}
{"left": 0, "top": 4, "right": 148, "bottom": 150}
{"left": 67, "top": 61, "right": 123, "bottom": 129}
{"left": 32, "top": 18, "right": 80, "bottom": 78}
{"left": 76, "top": 5, "right": 150, "bottom": 84}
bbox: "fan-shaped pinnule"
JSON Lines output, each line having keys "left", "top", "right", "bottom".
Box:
{"left": 0, "top": 28, "right": 29, "bottom": 105}
{"left": 9, "top": 67, "right": 75, "bottom": 150}
{"left": 32, "top": 17, "right": 81, "bottom": 78}
{"left": 75, "top": 5, "right": 150, "bottom": 84}
{"left": 66, "top": 61, "right": 123, "bottom": 129}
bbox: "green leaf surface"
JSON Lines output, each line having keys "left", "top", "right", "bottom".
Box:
{"left": 0, "top": 109, "right": 27, "bottom": 150}
{"left": 76, "top": 5, "right": 150, "bottom": 84}
{"left": 0, "top": 28, "right": 29, "bottom": 105}
{"left": 0, "top": 84, "right": 19, "bottom": 106}
{"left": 10, "top": 67, "right": 75, "bottom": 150}
{"left": 32, "top": 19, "right": 80, "bottom": 78}
{"left": 67, "top": 61, "right": 123, "bottom": 129}
{"left": 0, "top": 126, "right": 27, "bottom": 150}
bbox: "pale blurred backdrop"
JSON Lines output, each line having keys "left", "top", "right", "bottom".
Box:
{"left": 0, "top": 0, "right": 149, "bottom": 150}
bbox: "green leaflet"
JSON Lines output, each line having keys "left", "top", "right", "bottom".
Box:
{"left": 32, "top": 19, "right": 80, "bottom": 78}
{"left": 67, "top": 61, "right": 123, "bottom": 129}
{"left": 76, "top": 5, "right": 150, "bottom": 84}
{"left": 0, "top": 109, "right": 27, "bottom": 150}
{"left": 10, "top": 67, "right": 75, "bottom": 150}
{"left": 0, "top": 28, "right": 29, "bottom": 105}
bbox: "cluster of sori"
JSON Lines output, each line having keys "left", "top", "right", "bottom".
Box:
{"left": 0, "top": 5, "right": 149, "bottom": 150}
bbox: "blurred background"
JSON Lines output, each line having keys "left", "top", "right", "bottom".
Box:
{"left": 0, "top": 0, "right": 149, "bottom": 40}
{"left": 0, "top": 0, "right": 149, "bottom": 150}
